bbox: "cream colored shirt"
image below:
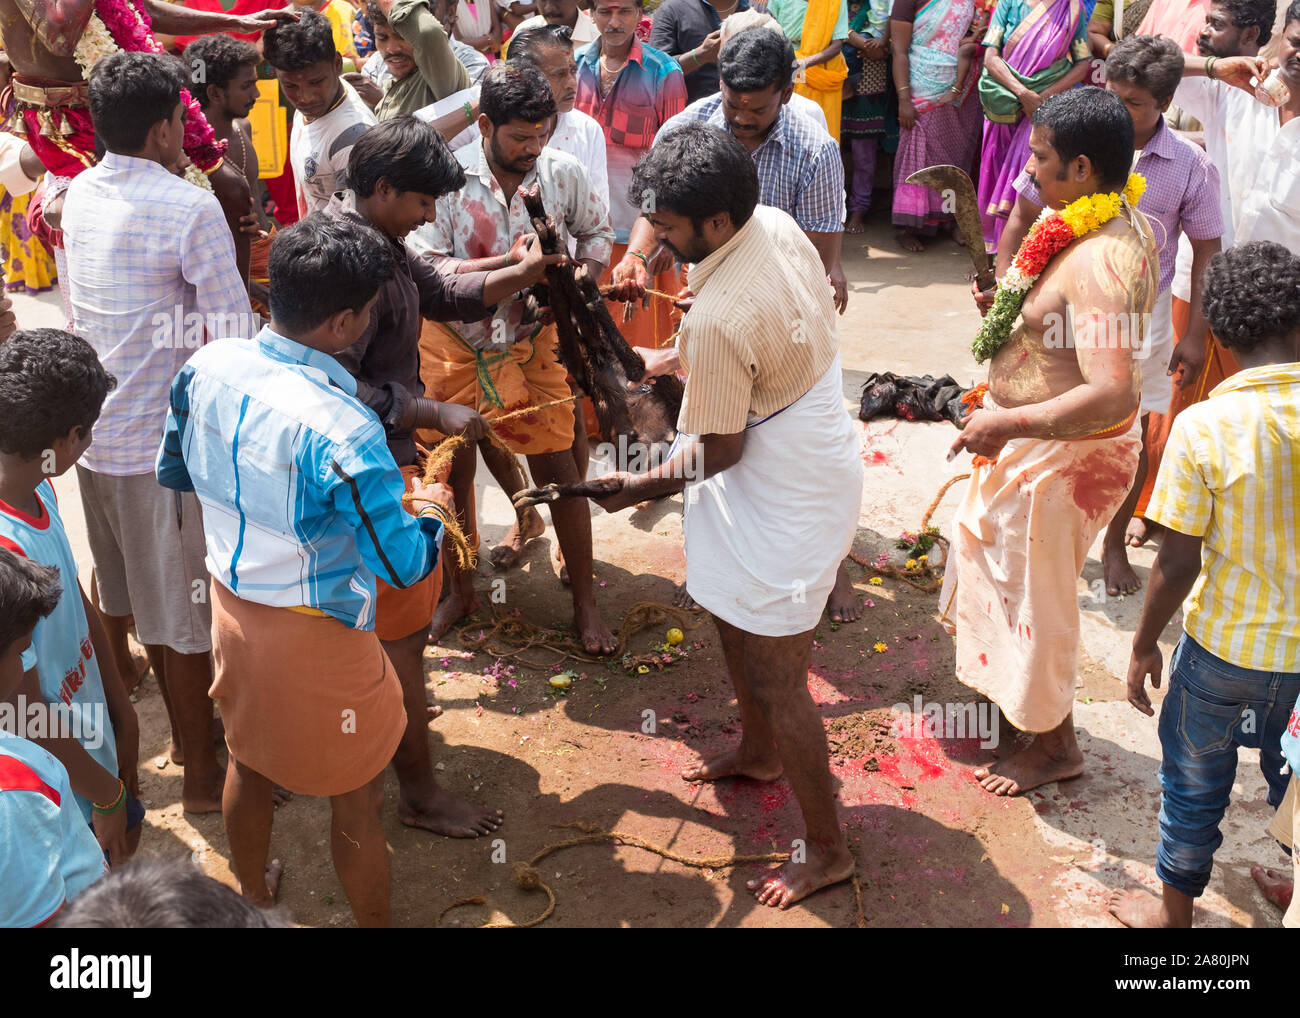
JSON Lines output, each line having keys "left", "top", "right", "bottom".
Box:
{"left": 677, "top": 204, "right": 838, "bottom": 435}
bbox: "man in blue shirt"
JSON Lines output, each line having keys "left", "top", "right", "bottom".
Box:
{"left": 157, "top": 213, "right": 454, "bottom": 926}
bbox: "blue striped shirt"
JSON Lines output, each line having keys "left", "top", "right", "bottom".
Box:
{"left": 156, "top": 327, "right": 444, "bottom": 630}
{"left": 655, "top": 95, "right": 846, "bottom": 233}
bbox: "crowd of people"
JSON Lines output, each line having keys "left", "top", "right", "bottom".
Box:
{"left": 0, "top": 0, "right": 1295, "bottom": 930}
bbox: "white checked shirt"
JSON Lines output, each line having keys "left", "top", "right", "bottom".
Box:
{"left": 62, "top": 152, "right": 252, "bottom": 476}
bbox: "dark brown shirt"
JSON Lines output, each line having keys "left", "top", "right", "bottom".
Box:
{"left": 327, "top": 191, "right": 493, "bottom": 466}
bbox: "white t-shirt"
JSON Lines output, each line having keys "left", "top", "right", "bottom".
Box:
{"left": 789, "top": 92, "right": 829, "bottom": 135}
{"left": 291, "top": 80, "right": 378, "bottom": 218}
{"left": 1171, "top": 77, "right": 1300, "bottom": 300}
{"left": 414, "top": 85, "right": 482, "bottom": 152}
{"left": 547, "top": 107, "right": 609, "bottom": 213}
{"left": 509, "top": 10, "right": 598, "bottom": 51}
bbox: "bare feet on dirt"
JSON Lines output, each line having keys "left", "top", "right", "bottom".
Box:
{"left": 429, "top": 585, "right": 480, "bottom": 645}
{"left": 574, "top": 602, "right": 616, "bottom": 655}
{"left": 1103, "top": 538, "right": 1141, "bottom": 596}
{"left": 673, "top": 583, "right": 701, "bottom": 611}
{"left": 747, "top": 842, "right": 855, "bottom": 909}
{"left": 1251, "top": 864, "right": 1294, "bottom": 912}
{"left": 489, "top": 507, "right": 545, "bottom": 569}
{"left": 896, "top": 228, "right": 924, "bottom": 253}
{"left": 1126, "top": 517, "right": 1162, "bottom": 547}
{"left": 845, "top": 211, "right": 868, "bottom": 235}
{"left": 182, "top": 774, "right": 225, "bottom": 815}
{"left": 272, "top": 785, "right": 294, "bottom": 809}
{"left": 827, "top": 564, "right": 861, "bottom": 623}
{"left": 973, "top": 738, "right": 1083, "bottom": 796}
{"left": 398, "top": 785, "right": 504, "bottom": 838}
{"left": 1109, "top": 886, "right": 1176, "bottom": 928}
{"left": 680, "top": 745, "right": 782, "bottom": 783}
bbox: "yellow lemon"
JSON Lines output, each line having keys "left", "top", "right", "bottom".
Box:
{"left": 549, "top": 674, "right": 572, "bottom": 689}
{"left": 665, "top": 628, "right": 684, "bottom": 646}
{"left": 637, "top": 665, "right": 650, "bottom": 674}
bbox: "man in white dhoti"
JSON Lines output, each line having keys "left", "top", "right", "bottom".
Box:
{"left": 584, "top": 122, "right": 862, "bottom": 909}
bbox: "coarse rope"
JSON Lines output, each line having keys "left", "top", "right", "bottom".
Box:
{"left": 847, "top": 472, "right": 970, "bottom": 593}
{"left": 402, "top": 393, "right": 586, "bottom": 570}
{"left": 457, "top": 600, "right": 702, "bottom": 669}
{"left": 598, "top": 284, "right": 683, "bottom": 304}
{"left": 436, "top": 821, "right": 868, "bottom": 928}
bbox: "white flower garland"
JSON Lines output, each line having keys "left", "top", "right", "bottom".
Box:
{"left": 71, "top": 8, "right": 214, "bottom": 192}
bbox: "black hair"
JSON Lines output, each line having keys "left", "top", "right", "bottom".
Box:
{"left": 480, "top": 62, "right": 557, "bottom": 127}
{"left": 267, "top": 212, "right": 396, "bottom": 332}
{"left": 1201, "top": 241, "right": 1300, "bottom": 352}
{"left": 50, "top": 859, "right": 292, "bottom": 928}
{"left": 185, "top": 34, "right": 260, "bottom": 106}
{"left": 508, "top": 23, "right": 575, "bottom": 66}
{"left": 365, "top": 1, "right": 390, "bottom": 28}
{"left": 0, "top": 548, "right": 60, "bottom": 661}
{"left": 263, "top": 8, "right": 337, "bottom": 72}
{"left": 1032, "top": 86, "right": 1133, "bottom": 191}
{"left": 0, "top": 329, "right": 116, "bottom": 460}
{"left": 1104, "top": 35, "right": 1184, "bottom": 105}
{"left": 1216, "top": 0, "right": 1277, "bottom": 45}
{"left": 88, "top": 51, "right": 187, "bottom": 155}
{"left": 1289, "top": 0, "right": 1300, "bottom": 28}
{"left": 719, "top": 27, "right": 796, "bottom": 92}
{"left": 629, "top": 122, "right": 758, "bottom": 231}
{"left": 348, "top": 117, "right": 466, "bottom": 198}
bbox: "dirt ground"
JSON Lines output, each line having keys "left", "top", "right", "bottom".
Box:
{"left": 28, "top": 208, "right": 1290, "bottom": 928}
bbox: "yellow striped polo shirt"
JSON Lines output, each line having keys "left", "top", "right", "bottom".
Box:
{"left": 1146, "top": 362, "right": 1300, "bottom": 669}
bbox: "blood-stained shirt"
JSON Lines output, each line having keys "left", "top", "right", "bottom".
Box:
{"left": 410, "top": 140, "right": 614, "bottom": 349}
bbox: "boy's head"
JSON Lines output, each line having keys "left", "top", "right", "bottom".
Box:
{"left": 0, "top": 548, "right": 60, "bottom": 703}
{"left": 479, "top": 62, "right": 557, "bottom": 177}
{"left": 267, "top": 212, "right": 396, "bottom": 350}
{"left": 1201, "top": 241, "right": 1300, "bottom": 360}
{"left": 509, "top": 25, "right": 578, "bottom": 113}
{"left": 1104, "top": 36, "right": 1184, "bottom": 136}
{"left": 1028, "top": 87, "right": 1133, "bottom": 208}
{"left": 89, "top": 52, "right": 188, "bottom": 164}
{"left": 348, "top": 117, "right": 466, "bottom": 237}
{"left": 717, "top": 28, "right": 796, "bottom": 143}
{"left": 264, "top": 9, "right": 343, "bottom": 119}
{"left": 50, "top": 858, "right": 292, "bottom": 928}
{"left": 1198, "top": 0, "right": 1276, "bottom": 56}
{"left": 0, "top": 330, "right": 116, "bottom": 475}
{"left": 186, "top": 34, "right": 261, "bottom": 121}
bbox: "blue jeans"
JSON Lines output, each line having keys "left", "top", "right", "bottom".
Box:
{"left": 1156, "top": 634, "right": 1300, "bottom": 898}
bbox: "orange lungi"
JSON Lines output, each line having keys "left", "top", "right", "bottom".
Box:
{"left": 1134, "top": 296, "right": 1240, "bottom": 518}
{"left": 209, "top": 581, "right": 405, "bottom": 796}
{"left": 374, "top": 450, "right": 445, "bottom": 642}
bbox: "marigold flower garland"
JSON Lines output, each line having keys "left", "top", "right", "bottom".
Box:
{"left": 71, "top": 0, "right": 227, "bottom": 192}
{"left": 971, "top": 173, "right": 1146, "bottom": 363}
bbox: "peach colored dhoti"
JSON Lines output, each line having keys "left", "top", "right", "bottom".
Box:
{"left": 938, "top": 413, "right": 1141, "bottom": 732}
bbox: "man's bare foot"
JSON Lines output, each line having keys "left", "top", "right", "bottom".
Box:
{"left": 427, "top": 704, "right": 443, "bottom": 721}
{"left": 748, "top": 842, "right": 855, "bottom": 909}
{"left": 272, "top": 785, "right": 294, "bottom": 809}
{"left": 951, "top": 224, "right": 968, "bottom": 248}
{"left": 127, "top": 650, "right": 151, "bottom": 694}
{"left": 182, "top": 778, "right": 225, "bottom": 815}
{"left": 1251, "top": 864, "right": 1294, "bottom": 911}
{"left": 673, "top": 583, "right": 701, "bottom": 611}
{"left": 429, "top": 585, "right": 479, "bottom": 645}
{"left": 845, "top": 211, "right": 868, "bottom": 235}
{"left": 398, "top": 785, "right": 504, "bottom": 838}
{"left": 1103, "top": 539, "right": 1141, "bottom": 596}
{"left": 973, "top": 738, "right": 1083, "bottom": 796}
{"left": 895, "top": 228, "right": 924, "bottom": 253}
{"left": 681, "top": 745, "right": 783, "bottom": 783}
{"left": 1109, "top": 886, "right": 1177, "bottom": 928}
{"left": 169, "top": 740, "right": 184, "bottom": 766}
{"left": 243, "top": 859, "right": 285, "bottom": 909}
{"left": 489, "top": 508, "right": 546, "bottom": 569}
{"left": 574, "top": 602, "right": 616, "bottom": 655}
{"left": 827, "top": 565, "right": 860, "bottom": 623}
{"left": 1126, "top": 517, "right": 1162, "bottom": 547}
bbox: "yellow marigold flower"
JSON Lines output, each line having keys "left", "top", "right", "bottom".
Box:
{"left": 918, "top": 554, "right": 928, "bottom": 562}
{"left": 868, "top": 576, "right": 883, "bottom": 586}
{"left": 873, "top": 642, "right": 888, "bottom": 653}
{"left": 1124, "top": 172, "right": 1146, "bottom": 205}
{"left": 905, "top": 559, "right": 919, "bottom": 570}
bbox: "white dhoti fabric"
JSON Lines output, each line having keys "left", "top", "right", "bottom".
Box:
{"left": 939, "top": 408, "right": 1141, "bottom": 732}
{"left": 682, "top": 356, "right": 862, "bottom": 637}
{"left": 1138, "top": 288, "right": 1175, "bottom": 415}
